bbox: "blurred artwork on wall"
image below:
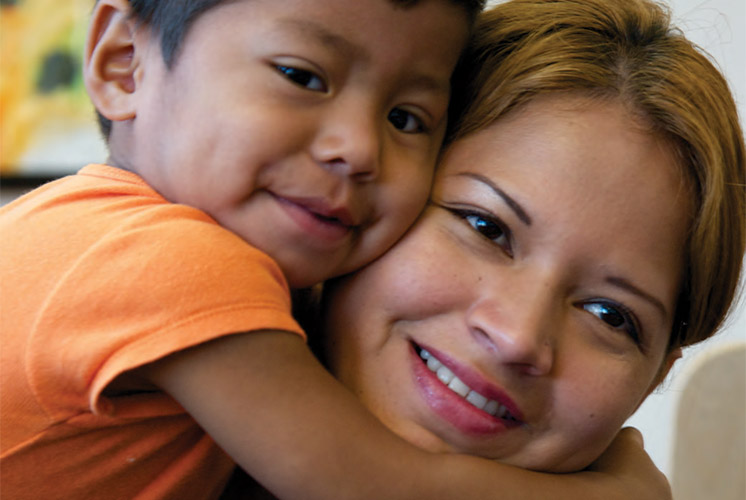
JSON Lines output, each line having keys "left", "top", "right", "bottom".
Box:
{"left": 1, "top": 0, "right": 107, "bottom": 181}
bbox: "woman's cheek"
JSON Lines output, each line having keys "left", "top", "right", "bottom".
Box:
{"left": 385, "top": 224, "right": 468, "bottom": 313}
{"left": 543, "top": 370, "right": 639, "bottom": 471}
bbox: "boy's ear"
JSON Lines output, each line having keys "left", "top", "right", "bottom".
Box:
{"left": 84, "top": 0, "right": 145, "bottom": 123}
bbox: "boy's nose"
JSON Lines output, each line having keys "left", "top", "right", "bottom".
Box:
{"left": 311, "top": 103, "right": 382, "bottom": 181}
{"left": 466, "top": 276, "right": 557, "bottom": 376}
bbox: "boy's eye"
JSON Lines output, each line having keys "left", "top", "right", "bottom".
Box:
{"left": 276, "top": 65, "right": 326, "bottom": 92}
{"left": 581, "top": 301, "right": 640, "bottom": 344}
{"left": 388, "top": 108, "right": 425, "bottom": 134}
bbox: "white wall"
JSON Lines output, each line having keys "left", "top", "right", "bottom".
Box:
{"left": 486, "top": 0, "right": 746, "bottom": 478}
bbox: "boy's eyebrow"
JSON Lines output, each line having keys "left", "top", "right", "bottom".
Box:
{"left": 407, "top": 74, "right": 452, "bottom": 98}
{"left": 278, "top": 18, "right": 364, "bottom": 61}
{"left": 605, "top": 276, "right": 668, "bottom": 318}
{"left": 457, "top": 172, "right": 532, "bottom": 226}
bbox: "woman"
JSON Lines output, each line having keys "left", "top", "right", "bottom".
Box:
{"left": 227, "top": 0, "right": 743, "bottom": 495}
{"left": 321, "top": 0, "right": 745, "bottom": 474}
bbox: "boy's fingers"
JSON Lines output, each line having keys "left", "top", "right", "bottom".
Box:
{"left": 620, "top": 427, "right": 644, "bottom": 447}
{"left": 588, "top": 427, "right": 647, "bottom": 473}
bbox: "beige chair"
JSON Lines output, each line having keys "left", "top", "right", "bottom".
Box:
{"left": 670, "top": 342, "right": 745, "bottom": 500}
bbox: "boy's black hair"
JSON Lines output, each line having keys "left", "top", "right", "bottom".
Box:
{"left": 95, "top": 0, "right": 486, "bottom": 138}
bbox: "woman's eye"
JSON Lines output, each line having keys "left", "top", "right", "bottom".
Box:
{"left": 582, "top": 302, "right": 640, "bottom": 343}
{"left": 276, "top": 65, "right": 326, "bottom": 92}
{"left": 388, "top": 108, "right": 425, "bottom": 134}
{"left": 461, "top": 211, "right": 512, "bottom": 254}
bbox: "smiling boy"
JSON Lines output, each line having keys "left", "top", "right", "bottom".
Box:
{"left": 0, "top": 0, "right": 471, "bottom": 496}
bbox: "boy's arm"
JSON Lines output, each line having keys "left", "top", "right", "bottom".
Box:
{"left": 141, "top": 330, "right": 671, "bottom": 500}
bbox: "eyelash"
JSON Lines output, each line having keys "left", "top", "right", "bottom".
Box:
{"left": 580, "top": 300, "right": 642, "bottom": 345}
{"left": 275, "top": 65, "right": 327, "bottom": 92}
{"left": 388, "top": 108, "right": 427, "bottom": 134}
{"left": 449, "top": 207, "right": 513, "bottom": 256}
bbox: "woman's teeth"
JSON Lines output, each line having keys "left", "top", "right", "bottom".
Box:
{"left": 420, "top": 348, "right": 514, "bottom": 420}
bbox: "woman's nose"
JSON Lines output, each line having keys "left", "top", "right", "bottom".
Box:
{"left": 311, "top": 101, "right": 382, "bottom": 182}
{"left": 465, "top": 278, "right": 557, "bottom": 376}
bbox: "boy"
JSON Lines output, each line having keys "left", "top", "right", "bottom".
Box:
{"left": 0, "top": 0, "right": 668, "bottom": 498}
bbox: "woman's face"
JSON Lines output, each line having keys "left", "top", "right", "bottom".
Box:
{"left": 323, "top": 96, "right": 689, "bottom": 472}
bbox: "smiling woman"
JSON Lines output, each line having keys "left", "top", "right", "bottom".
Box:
{"left": 321, "top": 0, "right": 745, "bottom": 474}
{"left": 324, "top": 95, "right": 691, "bottom": 472}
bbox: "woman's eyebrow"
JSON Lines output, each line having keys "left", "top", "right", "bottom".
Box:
{"left": 606, "top": 276, "right": 668, "bottom": 318}
{"left": 457, "top": 172, "right": 532, "bottom": 226}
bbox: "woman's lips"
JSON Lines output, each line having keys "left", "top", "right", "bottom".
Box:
{"left": 410, "top": 342, "right": 524, "bottom": 435}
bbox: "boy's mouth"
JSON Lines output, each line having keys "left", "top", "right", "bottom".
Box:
{"left": 275, "top": 193, "right": 357, "bottom": 229}
{"left": 310, "top": 207, "right": 355, "bottom": 228}
{"left": 270, "top": 191, "right": 361, "bottom": 245}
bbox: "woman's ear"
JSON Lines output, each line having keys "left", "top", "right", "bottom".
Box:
{"left": 83, "top": 0, "right": 145, "bottom": 123}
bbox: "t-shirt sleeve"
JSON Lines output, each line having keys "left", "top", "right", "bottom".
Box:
{"left": 26, "top": 213, "right": 304, "bottom": 419}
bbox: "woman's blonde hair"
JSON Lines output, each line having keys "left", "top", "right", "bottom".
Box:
{"left": 449, "top": 0, "right": 745, "bottom": 350}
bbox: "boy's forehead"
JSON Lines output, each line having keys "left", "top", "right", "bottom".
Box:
{"left": 197, "top": 0, "right": 468, "bottom": 84}
{"left": 188, "top": 0, "right": 469, "bottom": 50}
{"left": 274, "top": 14, "right": 455, "bottom": 90}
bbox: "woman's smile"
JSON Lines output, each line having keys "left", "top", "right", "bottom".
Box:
{"left": 411, "top": 342, "right": 523, "bottom": 433}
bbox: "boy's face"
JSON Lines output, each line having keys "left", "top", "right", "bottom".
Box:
{"left": 115, "top": 0, "right": 469, "bottom": 287}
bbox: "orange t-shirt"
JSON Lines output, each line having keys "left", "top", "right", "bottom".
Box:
{"left": 0, "top": 164, "right": 304, "bottom": 499}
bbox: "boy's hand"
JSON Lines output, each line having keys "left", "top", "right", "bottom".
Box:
{"left": 587, "top": 427, "right": 672, "bottom": 500}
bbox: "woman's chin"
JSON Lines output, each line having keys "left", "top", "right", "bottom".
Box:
{"left": 387, "top": 419, "right": 600, "bottom": 473}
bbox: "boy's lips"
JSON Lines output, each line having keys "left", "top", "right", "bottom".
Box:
{"left": 273, "top": 193, "right": 359, "bottom": 244}
{"left": 284, "top": 194, "right": 358, "bottom": 226}
{"left": 410, "top": 341, "right": 524, "bottom": 435}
